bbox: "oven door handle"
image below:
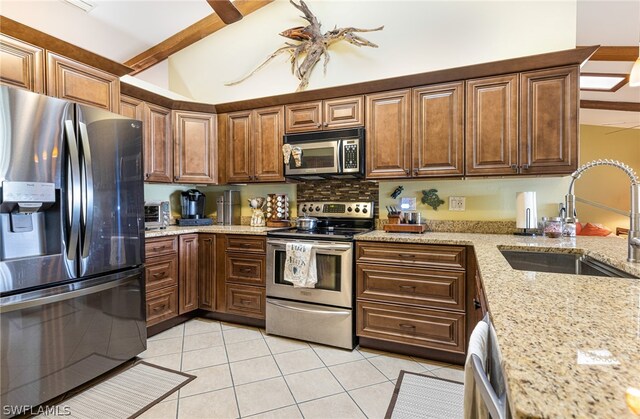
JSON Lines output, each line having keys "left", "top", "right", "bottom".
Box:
{"left": 268, "top": 240, "right": 352, "bottom": 251}
{"left": 267, "top": 299, "right": 351, "bottom": 316}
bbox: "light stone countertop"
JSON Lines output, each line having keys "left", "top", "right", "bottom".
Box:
{"left": 356, "top": 231, "right": 640, "bottom": 418}
{"left": 144, "top": 225, "right": 283, "bottom": 238}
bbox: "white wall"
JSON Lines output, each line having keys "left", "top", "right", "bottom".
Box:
{"left": 168, "top": 0, "right": 577, "bottom": 103}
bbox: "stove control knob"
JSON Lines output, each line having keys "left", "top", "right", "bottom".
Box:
{"left": 362, "top": 208, "right": 368, "bottom": 214}
{"left": 347, "top": 207, "right": 353, "bottom": 212}
{"left": 301, "top": 207, "right": 307, "bottom": 213}
{"left": 308, "top": 207, "right": 313, "bottom": 212}
{"left": 355, "top": 207, "right": 360, "bottom": 213}
{"left": 315, "top": 206, "right": 321, "bottom": 212}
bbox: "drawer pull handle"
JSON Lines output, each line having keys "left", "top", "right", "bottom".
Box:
{"left": 152, "top": 272, "right": 166, "bottom": 278}
{"left": 239, "top": 267, "right": 253, "bottom": 273}
{"left": 152, "top": 305, "right": 165, "bottom": 312}
{"left": 239, "top": 299, "right": 252, "bottom": 305}
{"left": 399, "top": 285, "right": 416, "bottom": 291}
{"left": 473, "top": 298, "right": 482, "bottom": 309}
{"left": 399, "top": 323, "right": 415, "bottom": 329}
{"left": 398, "top": 253, "right": 415, "bottom": 258}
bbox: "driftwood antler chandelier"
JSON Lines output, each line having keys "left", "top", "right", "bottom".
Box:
{"left": 225, "top": 0, "right": 384, "bottom": 92}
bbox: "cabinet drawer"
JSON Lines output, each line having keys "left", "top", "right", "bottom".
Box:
{"left": 357, "top": 301, "right": 465, "bottom": 354}
{"left": 226, "top": 254, "right": 265, "bottom": 286}
{"left": 357, "top": 264, "right": 465, "bottom": 311}
{"left": 145, "top": 256, "right": 178, "bottom": 292}
{"left": 226, "top": 284, "right": 265, "bottom": 319}
{"left": 356, "top": 242, "right": 465, "bottom": 270}
{"left": 146, "top": 286, "right": 178, "bottom": 326}
{"left": 145, "top": 236, "right": 178, "bottom": 258}
{"left": 226, "top": 235, "right": 266, "bottom": 253}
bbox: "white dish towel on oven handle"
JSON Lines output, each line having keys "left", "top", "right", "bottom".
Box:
{"left": 284, "top": 242, "right": 318, "bottom": 288}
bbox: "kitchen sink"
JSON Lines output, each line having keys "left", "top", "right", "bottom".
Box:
{"left": 500, "top": 250, "right": 638, "bottom": 279}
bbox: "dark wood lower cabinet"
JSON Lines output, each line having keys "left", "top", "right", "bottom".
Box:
{"left": 146, "top": 286, "right": 178, "bottom": 327}
{"left": 225, "top": 284, "right": 266, "bottom": 318}
{"left": 198, "top": 234, "right": 216, "bottom": 311}
{"left": 357, "top": 301, "right": 466, "bottom": 354}
{"left": 179, "top": 234, "right": 199, "bottom": 314}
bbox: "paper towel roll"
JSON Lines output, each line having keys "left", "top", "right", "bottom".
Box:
{"left": 516, "top": 192, "right": 537, "bottom": 229}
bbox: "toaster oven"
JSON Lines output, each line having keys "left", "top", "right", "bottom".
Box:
{"left": 144, "top": 201, "right": 170, "bottom": 230}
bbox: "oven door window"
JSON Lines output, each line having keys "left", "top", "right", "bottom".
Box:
{"left": 273, "top": 248, "right": 341, "bottom": 291}
{"left": 286, "top": 141, "right": 339, "bottom": 174}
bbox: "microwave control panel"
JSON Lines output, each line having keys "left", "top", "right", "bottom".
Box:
{"left": 342, "top": 139, "right": 360, "bottom": 172}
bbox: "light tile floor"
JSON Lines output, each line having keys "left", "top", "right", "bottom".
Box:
{"left": 139, "top": 318, "right": 464, "bottom": 419}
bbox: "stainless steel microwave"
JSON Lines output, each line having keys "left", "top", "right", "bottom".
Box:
{"left": 283, "top": 127, "right": 365, "bottom": 180}
{"left": 144, "top": 201, "right": 170, "bottom": 230}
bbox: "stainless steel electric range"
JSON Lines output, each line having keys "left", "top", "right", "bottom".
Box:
{"left": 266, "top": 201, "right": 374, "bottom": 349}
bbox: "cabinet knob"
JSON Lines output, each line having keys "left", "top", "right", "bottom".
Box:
{"left": 473, "top": 298, "right": 482, "bottom": 310}
{"left": 521, "top": 164, "right": 529, "bottom": 170}
{"left": 413, "top": 169, "right": 418, "bottom": 176}
{"left": 174, "top": 176, "right": 179, "bottom": 181}
{"left": 510, "top": 164, "right": 518, "bottom": 172}
{"left": 404, "top": 169, "right": 410, "bottom": 175}
{"left": 144, "top": 173, "right": 149, "bottom": 179}
{"left": 323, "top": 122, "right": 328, "bottom": 127}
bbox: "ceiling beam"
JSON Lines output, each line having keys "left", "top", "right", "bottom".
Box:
{"left": 125, "top": 0, "right": 273, "bottom": 74}
{"left": 581, "top": 100, "right": 640, "bottom": 112}
{"left": 579, "top": 46, "right": 638, "bottom": 62}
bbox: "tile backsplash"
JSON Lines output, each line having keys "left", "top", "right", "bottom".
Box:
{"left": 296, "top": 179, "right": 380, "bottom": 218}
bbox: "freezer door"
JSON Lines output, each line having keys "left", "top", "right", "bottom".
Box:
{"left": 76, "top": 105, "right": 144, "bottom": 277}
{"left": 0, "top": 268, "right": 146, "bottom": 416}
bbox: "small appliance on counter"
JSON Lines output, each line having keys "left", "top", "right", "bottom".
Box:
{"left": 177, "top": 189, "right": 213, "bottom": 226}
{"left": 216, "top": 190, "right": 241, "bottom": 225}
{"left": 144, "top": 201, "right": 170, "bottom": 230}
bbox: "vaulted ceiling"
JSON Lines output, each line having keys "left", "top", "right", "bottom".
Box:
{"left": 0, "top": 0, "right": 638, "bottom": 128}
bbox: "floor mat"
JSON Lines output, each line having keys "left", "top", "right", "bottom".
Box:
{"left": 35, "top": 361, "right": 195, "bottom": 419}
{"left": 385, "top": 370, "right": 464, "bottom": 419}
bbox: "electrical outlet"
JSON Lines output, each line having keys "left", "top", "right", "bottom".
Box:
{"left": 449, "top": 196, "right": 466, "bottom": 211}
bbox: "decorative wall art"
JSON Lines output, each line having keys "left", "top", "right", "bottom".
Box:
{"left": 226, "top": 0, "right": 384, "bottom": 92}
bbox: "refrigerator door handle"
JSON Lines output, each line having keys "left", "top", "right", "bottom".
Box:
{"left": 64, "top": 120, "right": 81, "bottom": 261}
{"left": 78, "top": 122, "right": 94, "bottom": 258}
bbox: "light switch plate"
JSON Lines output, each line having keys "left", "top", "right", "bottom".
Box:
{"left": 449, "top": 196, "right": 466, "bottom": 211}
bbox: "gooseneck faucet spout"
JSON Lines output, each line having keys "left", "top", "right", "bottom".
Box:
{"left": 565, "top": 159, "right": 640, "bottom": 263}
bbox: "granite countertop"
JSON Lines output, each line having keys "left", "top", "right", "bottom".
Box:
{"left": 144, "top": 225, "right": 283, "bottom": 238}
{"left": 357, "top": 231, "right": 640, "bottom": 418}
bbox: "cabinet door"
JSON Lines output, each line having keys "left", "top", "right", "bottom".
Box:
{"left": 198, "top": 234, "right": 216, "bottom": 311}
{"left": 412, "top": 82, "right": 464, "bottom": 177}
{"left": 226, "top": 111, "right": 253, "bottom": 183}
{"left": 119, "top": 95, "right": 143, "bottom": 119}
{"left": 465, "top": 75, "right": 518, "bottom": 176}
{"left": 144, "top": 103, "right": 173, "bottom": 183}
{"left": 46, "top": 52, "right": 119, "bottom": 112}
{"left": 365, "top": 90, "right": 411, "bottom": 179}
{"left": 179, "top": 234, "right": 199, "bottom": 314}
{"left": 520, "top": 66, "right": 578, "bottom": 175}
{"left": 285, "top": 101, "right": 322, "bottom": 133}
{"left": 254, "top": 106, "right": 285, "bottom": 182}
{"left": 0, "top": 34, "right": 44, "bottom": 93}
{"left": 324, "top": 96, "right": 364, "bottom": 130}
{"left": 173, "top": 111, "right": 217, "bottom": 184}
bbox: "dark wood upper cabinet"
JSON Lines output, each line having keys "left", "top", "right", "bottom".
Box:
{"left": 198, "top": 234, "right": 216, "bottom": 311}
{"left": 412, "top": 82, "right": 464, "bottom": 177}
{"left": 465, "top": 74, "right": 519, "bottom": 176}
{"left": 365, "top": 89, "right": 411, "bottom": 179}
{"left": 179, "top": 234, "right": 199, "bottom": 314}
{"left": 227, "top": 111, "right": 253, "bottom": 183}
{"left": 285, "top": 101, "right": 322, "bottom": 133}
{"left": 254, "top": 106, "right": 285, "bottom": 182}
{"left": 0, "top": 34, "right": 44, "bottom": 94}
{"left": 46, "top": 52, "right": 119, "bottom": 112}
{"left": 285, "top": 96, "right": 363, "bottom": 133}
{"left": 144, "top": 103, "right": 173, "bottom": 183}
{"left": 324, "top": 96, "right": 364, "bottom": 130}
{"left": 119, "top": 95, "right": 143, "bottom": 120}
{"left": 173, "top": 110, "right": 217, "bottom": 184}
{"left": 226, "top": 106, "right": 284, "bottom": 183}
{"left": 519, "top": 66, "right": 578, "bottom": 175}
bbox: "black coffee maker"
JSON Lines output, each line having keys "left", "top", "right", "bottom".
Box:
{"left": 177, "top": 189, "right": 213, "bottom": 226}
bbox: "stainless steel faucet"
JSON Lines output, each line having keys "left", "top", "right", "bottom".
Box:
{"left": 565, "top": 159, "right": 640, "bottom": 263}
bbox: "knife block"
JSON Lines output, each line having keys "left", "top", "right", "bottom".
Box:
{"left": 387, "top": 215, "right": 401, "bottom": 224}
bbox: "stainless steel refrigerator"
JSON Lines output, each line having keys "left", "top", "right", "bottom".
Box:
{"left": 0, "top": 86, "right": 146, "bottom": 416}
